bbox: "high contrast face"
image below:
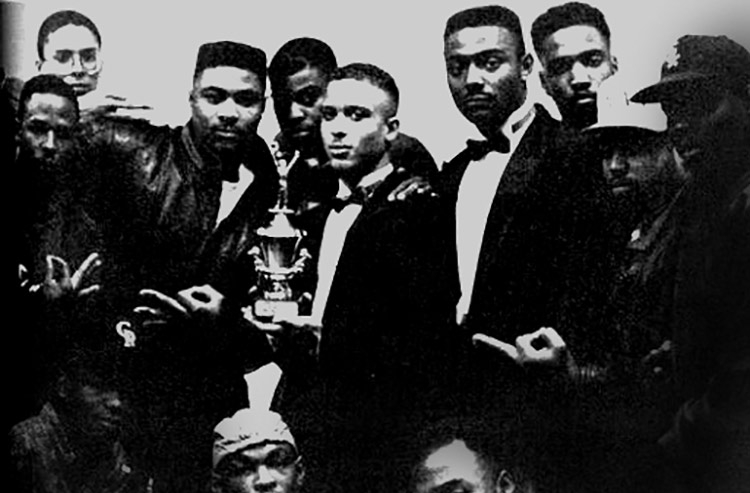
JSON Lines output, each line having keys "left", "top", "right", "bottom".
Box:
{"left": 38, "top": 24, "right": 101, "bottom": 96}
{"left": 19, "top": 92, "right": 78, "bottom": 169}
{"left": 274, "top": 65, "right": 328, "bottom": 145}
{"left": 320, "top": 78, "right": 396, "bottom": 179}
{"left": 191, "top": 65, "right": 266, "bottom": 156}
{"left": 413, "top": 439, "right": 496, "bottom": 493}
{"left": 217, "top": 442, "right": 303, "bottom": 493}
{"left": 539, "top": 25, "right": 616, "bottom": 127}
{"left": 444, "top": 25, "right": 531, "bottom": 131}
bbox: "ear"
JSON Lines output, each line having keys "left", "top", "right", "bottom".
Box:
{"left": 520, "top": 53, "right": 534, "bottom": 80}
{"left": 611, "top": 54, "right": 619, "bottom": 75}
{"left": 495, "top": 470, "right": 517, "bottom": 493}
{"left": 385, "top": 117, "right": 400, "bottom": 142}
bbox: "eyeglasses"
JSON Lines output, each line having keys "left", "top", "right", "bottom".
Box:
{"left": 49, "top": 48, "right": 100, "bottom": 72}
{"left": 197, "top": 87, "right": 266, "bottom": 108}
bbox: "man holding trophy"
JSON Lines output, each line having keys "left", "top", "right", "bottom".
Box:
{"left": 257, "top": 62, "right": 466, "bottom": 492}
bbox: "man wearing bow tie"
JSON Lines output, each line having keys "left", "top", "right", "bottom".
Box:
{"left": 441, "top": 6, "right": 581, "bottom": 377}
{"left": 265, "top": 63, "right": 463, "bottom": 492}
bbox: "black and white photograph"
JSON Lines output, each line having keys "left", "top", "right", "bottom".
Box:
{"left": 4, "top": 0, "right": 749, "bottom": 492}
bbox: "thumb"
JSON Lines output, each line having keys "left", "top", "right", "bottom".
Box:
{"left": 472, "top": 333, "right": 519, "bottom": 360}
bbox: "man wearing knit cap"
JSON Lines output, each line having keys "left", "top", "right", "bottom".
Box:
{"left": 211, "top": 409, "right": 304, "bottom": 493}
{"left": 77, "top": 40, "right": 279, "bottom": 493}
{"left": 79, "top": 39, "right": 278, "bottom": 326}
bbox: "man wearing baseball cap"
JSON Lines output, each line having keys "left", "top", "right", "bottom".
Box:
{"left": 211, "top": 409, "right": 305, "bottom": 493}
{"left": 631, "top": 35, "right": 750, "bottom": 492}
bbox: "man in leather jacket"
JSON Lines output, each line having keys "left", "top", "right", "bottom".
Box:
{"left": 78, "top": 41, "right": 279, "bottom": 493}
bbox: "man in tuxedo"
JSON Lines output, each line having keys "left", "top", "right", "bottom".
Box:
{"left": 269, "top": 62, "right": 460, "bottom": 493}
{"left": 440, "top": 5, "right": 578, "bottom": 374}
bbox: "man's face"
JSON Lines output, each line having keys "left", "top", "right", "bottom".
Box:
{"left": 660, "top": 85, "right": 748, "bottom": 165}
{"left": 64, "top": 377, "right": 125, "bottom": 441}
{"left": 601, "top": 139, "right": 677, "bottom": 205}
{"left": 274, "top": 65, "right": 328, "bottom": 146}
{"left": 190, "top": 66, "right": 266, "bottom": 156}
{"left": 320, "top": 78, "right": 395, "bottom": 178}
{"left": 414, "top": 439, "right": 496, "bottom": 493}
{"left": 219, "top": 442, "right": 303, "bottom": 493}
{"left": 444, "top": 25, "right": 530, "bottom": 131}
{"left": 19, "top": 92, "right": 77, "bottom": 169}
{"left": 539, "top": 25, "right": 616, "bottom": 127}
{"left": 38, "top": 25, "right": 101, "bottom": 96}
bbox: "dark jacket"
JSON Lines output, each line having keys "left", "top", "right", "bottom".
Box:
{"left": 80, "top": 117, "right": 278, "bottom": 312}
{"left": 438, "top": 104, "right": 579, "bottom": 342}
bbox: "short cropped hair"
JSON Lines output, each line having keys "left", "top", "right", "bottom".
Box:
{"left": 37, "top": 10, "right": 101, "bottom": 61}
{"left": 531, "top": 2, "right": 611, "bottom": 56}
{"left": 444, "top": 5, "right": 526, "bottom": 56}
{"left": 269, "top": 37, "right": 338, "bottom": 93}
{"left": 331, "top": 62, "right": 400, "bottom": 118}
{"left": 18, "top": 74, "right": 80, "bottom": 122}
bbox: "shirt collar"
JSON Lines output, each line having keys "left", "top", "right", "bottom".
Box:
{"left": 502, "top": 98, "right": 536, "bottom": 140}
{"left": 336, "top": 162, "right": 395, "bottom": 200}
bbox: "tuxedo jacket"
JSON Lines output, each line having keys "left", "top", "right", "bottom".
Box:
{"left": 439, "top": 104, "right": 593, "bottom": 344}
{"left": 296, "top": 168, "right": 465, "bottom": 419}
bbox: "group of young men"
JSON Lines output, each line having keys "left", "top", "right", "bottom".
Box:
{"left": 6, "top": 2, "right": 749, "bottom": 493}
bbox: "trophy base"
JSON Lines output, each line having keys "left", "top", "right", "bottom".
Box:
{"left": 252, "top": 299, "right": 299, "bottom": 320}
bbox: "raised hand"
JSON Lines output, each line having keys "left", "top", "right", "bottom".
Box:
{"left": 41, "top": 252, "right": 102, "bottom": 300}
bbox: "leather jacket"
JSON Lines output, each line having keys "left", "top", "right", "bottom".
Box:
{"left": 80, "top": 116, "right": 278, "bottom": 309}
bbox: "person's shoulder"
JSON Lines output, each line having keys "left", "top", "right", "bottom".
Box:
{"left": 81, "top": 110, "right": 172, "bottom": 135}
{"left": 9, "top": 404, "right": 57, "bottom": 453}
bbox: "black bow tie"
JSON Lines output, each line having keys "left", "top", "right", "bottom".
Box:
{"left": 465, "top": 136, "right": 511, "bottom": 160}
{"left": 331, "top": 189, "right": 366, "bottom": 212}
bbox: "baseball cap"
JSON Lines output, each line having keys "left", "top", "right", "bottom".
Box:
{"left": 631, "top": 35, "right": 750, "bottom": 104}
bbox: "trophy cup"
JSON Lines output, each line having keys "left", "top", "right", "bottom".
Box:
{"left": 246, "top": 147, "right": 311, "bottom": 320}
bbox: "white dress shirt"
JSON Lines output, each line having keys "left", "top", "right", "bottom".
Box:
{"left": 455, "top": 101, "right": 537, "bottom": 326}
{"left": 309, "top": 163, "right": 394, "bottom": 325}
{"left": 215, "top": 165, "right": 255, "bottom": 228}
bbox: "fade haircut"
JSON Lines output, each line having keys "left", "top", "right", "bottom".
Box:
{"left": 18, "top": 74, "right": 80, "bottom": 122}
{"left": 269, "top": 37, "right": 338, "bottom": 94}
{"left": 37, "top": 10, "right": 101, "bottom": 61}
{"left": 331, "top": 62, "right": 400, "bottom": 118}
{"left": 444, "top": 5, "right": 526, "bottom": 56}
{"left": 531, "top": 2, "right": 611, "bottom": 56}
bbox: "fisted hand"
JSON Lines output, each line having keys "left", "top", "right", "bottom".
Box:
{"left": 472, "top": 326, "right": 570, "bottom": 369}
{"left": 41, "top": 253, "right": 102, "bottom": 301}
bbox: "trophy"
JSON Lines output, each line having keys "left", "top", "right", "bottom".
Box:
{"left": 246, "top": 146, "right": 311, "bottom": 320}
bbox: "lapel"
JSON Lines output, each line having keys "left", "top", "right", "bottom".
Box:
{"left": 470, "top": 105, "right": 561, "bottom": 308}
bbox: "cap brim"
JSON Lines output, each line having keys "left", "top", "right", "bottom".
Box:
{"left": 581, "top": 125, "right": 661, "bottom": 153}
{"left": 631, "top": 72, "right": 716, "bottom": 103}
{"left": 583, "top": 125, "right": 659, "bottom": 139}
